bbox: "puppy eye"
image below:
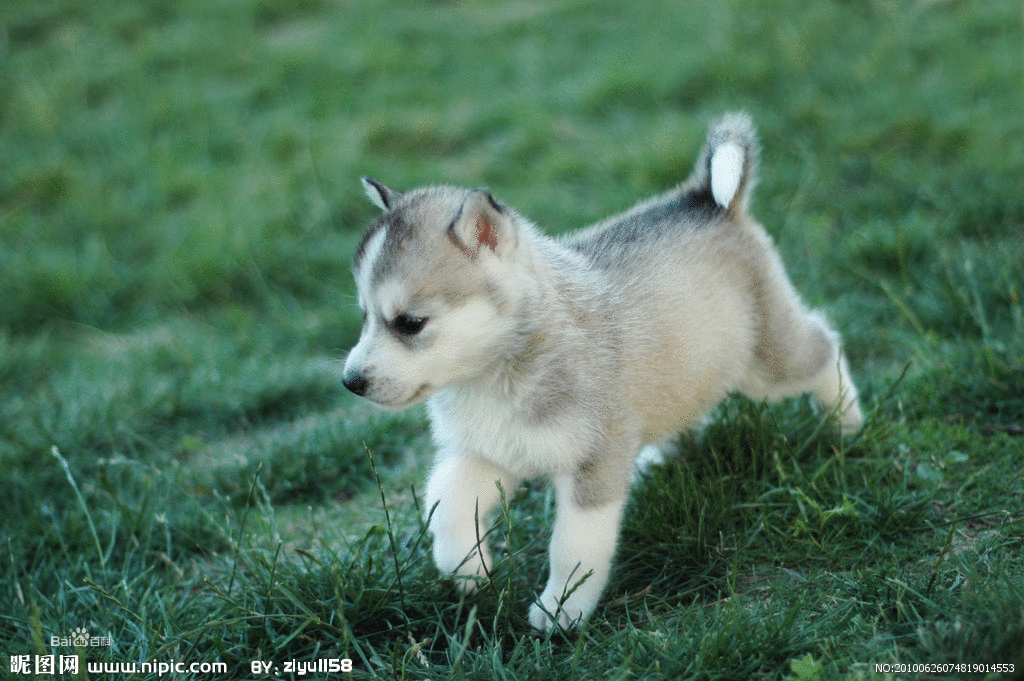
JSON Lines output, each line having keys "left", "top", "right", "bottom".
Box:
{"left": 392, "top": 314, "right": 428, "bottom": 336}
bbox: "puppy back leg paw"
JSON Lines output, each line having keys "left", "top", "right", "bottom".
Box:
{"left": 749, "top": 303, "right": 865, "bottom": 435}
{"left": 838, "top": 389, "right": 865, "bottom": 436}
{"left": 814, "top": 353, "right": 864, "bottom": 435}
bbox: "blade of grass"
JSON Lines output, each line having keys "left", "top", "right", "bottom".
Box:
{"left": 50, "top": 446, "right": 106, "bottom": 570}
{"left": 364, "top": 442, "right": 409, "bottom": 630}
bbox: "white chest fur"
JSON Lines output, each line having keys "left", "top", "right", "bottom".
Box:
{"left": 426, "top": 388, "right": 596, "bottom": 478}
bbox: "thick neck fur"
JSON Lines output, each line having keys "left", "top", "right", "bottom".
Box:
{"left": 448, "top": 219, "right": 618, "bottom": 417}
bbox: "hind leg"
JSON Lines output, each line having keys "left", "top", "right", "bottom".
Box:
{"left": 786, "top": 313, "right": 864, "bottom": 433}
{"left": 742, "top": 273, "right": 864, "bottom": 433}
{"left": 808, "top": 330, "right": 863, "bottom": 433}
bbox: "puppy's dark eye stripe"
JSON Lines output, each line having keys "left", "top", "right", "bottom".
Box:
{"left": 392, "top": 314, "right": 428, "bottom": 336}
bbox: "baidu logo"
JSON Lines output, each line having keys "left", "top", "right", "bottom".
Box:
{"left": 50, "top": 627, "right": 112, "bottom": 648}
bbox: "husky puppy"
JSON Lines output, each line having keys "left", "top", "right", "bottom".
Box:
{"left": 342, "top": 112, "right": 863, "bottom": 630}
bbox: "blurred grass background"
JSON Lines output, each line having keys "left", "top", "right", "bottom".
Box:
{"left": 1, "top": 0, "right": 1022, "bottom": 678}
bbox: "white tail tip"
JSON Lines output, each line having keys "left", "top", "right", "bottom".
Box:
{"left": 710, "top": 142, "right": 744, "bottom": 209}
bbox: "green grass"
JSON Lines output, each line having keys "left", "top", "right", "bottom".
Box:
{"left": 1, "top": 0, "right": 1023, "bottom": 678}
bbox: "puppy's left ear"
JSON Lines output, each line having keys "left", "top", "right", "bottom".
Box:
{"left": 362, "top": 177, "right": 402, "bottom": 211}
{"left": 448, "top": 189, "right": 515, "bottom": 259}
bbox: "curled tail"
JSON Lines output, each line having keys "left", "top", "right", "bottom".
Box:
{"left": 690, "top": 112, "right": 760, "bottom": 215}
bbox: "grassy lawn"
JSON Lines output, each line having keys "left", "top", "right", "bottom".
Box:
{"left": 2, "top": 0, "right": 1022, "bottom": 678}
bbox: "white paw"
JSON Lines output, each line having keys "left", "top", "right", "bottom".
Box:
{"left": 631, "top": 444, "right": 666, "bottom": 482}
{"left": 839, "top": 400, "right": 865, "bottom": 435}
{"left": 528, "top": 599, "right": 583, "bottom": 632}
{"left": 433, "top": 538, "right": 491, "bottom": 593}
{"left": 527, "top": 583, "right": 596, "bottom": 631}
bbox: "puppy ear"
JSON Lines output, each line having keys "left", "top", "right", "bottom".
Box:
{"left": 361, "top": 177, "right": 401, "bottom": 211}
{"left": 447, "top": 189, "right": 515, "bottom": 259}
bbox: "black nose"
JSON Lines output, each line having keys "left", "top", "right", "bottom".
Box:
{"left": 343, "top": 373, "right": 369, "bottom": 397}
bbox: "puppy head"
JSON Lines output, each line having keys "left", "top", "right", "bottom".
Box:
{"left": 342, "top": 179, "right": 523, "bottom": 409}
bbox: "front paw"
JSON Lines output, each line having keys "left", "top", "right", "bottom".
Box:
{"left": 839, "top": 401, "right": 865, "bottom": 435}
{"left": 528, "top": 587, "right": 587, "bottom": 632}
{"left": 433, "top": 540, "right": 491, "bottom": 594}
